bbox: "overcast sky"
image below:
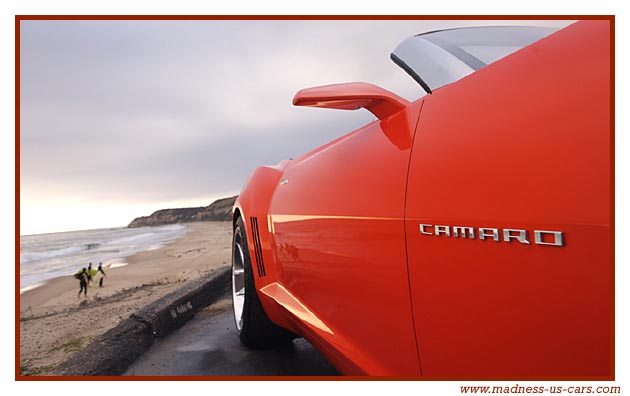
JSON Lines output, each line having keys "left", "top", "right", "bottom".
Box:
{"left": 20, "top": 19, "right": 573, "bottom": 234}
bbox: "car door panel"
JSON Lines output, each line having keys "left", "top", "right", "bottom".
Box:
{"left": 267, "top": 102, "right": 424, "bottom": 375}
{"left": 404, "top": 20, "right": 611, "bottom": 377}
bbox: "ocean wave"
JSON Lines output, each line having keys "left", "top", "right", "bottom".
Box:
{"left": 20, "top": 224, "right": 189, "bottom": 287}
{"left": 104, "top": 232, "right": 157, "bottom": 246}
{"left": 20, "top": 244, "right": 97, "bottom": 264}
{"left": 104, "top": 225, "right": 185, "bottom": 247}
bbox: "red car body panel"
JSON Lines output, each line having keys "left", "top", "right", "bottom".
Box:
{"left": 266, "top": 102, "right": 424, "bottom": 376}
{"left": 232, "top": 20, "right": 611, "bottom": 377}
{"left": 405, "top": 20, "right": 611, "bottom": 377}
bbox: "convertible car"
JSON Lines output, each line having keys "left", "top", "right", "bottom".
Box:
{"left": 231, "top": 20, "right": 611, "bottom": 377}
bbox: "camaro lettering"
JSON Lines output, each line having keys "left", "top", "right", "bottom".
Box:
{"left": 479, "top": 228, "right": 500, "bottom": 241}
{"left": 434, "top": 225, "right": 450, "bottom": 237}
{"left": 534, "top": 230, "right": 564, "bottom": 246}
{"left": 418, "top": 224, "right": 563, "bottom": 246}
{"left": 504, "top": 229, "right": 530, "bottom": 244}
{"left": 453, "top": 226, "right": 475, "bottom": 239}
{"left": 419, "top": 224, "right": 433, "bottom": 235}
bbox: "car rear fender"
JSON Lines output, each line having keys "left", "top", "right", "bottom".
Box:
{"left": 233, "top": 160, "right": 290, "bottom": 293}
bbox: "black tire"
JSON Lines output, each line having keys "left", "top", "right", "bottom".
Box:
{"left": 233, "top": 216, "right": 296, "bottom": 348}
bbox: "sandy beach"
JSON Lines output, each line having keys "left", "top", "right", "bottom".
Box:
{"left": 19, "top": 221, "right": 232, "bottom": 375}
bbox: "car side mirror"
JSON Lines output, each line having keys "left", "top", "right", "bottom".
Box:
{"left": 292, "top": 82, "right": 410, "bottom": 120}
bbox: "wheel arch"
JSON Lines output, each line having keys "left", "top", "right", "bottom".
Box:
{"left": 232, "top": 206, "right": 242, "bottom": 227}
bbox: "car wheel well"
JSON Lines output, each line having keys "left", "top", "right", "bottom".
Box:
{"left": 233, "top": 208, "right": 242, "bottom": 228}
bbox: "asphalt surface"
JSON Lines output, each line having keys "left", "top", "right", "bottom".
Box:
{"left": 123, "top": 295, "right": 340, "bottom": 376}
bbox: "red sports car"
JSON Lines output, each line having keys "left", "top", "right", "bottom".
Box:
{"left": 231, "top": 20, "right": 611, "bottom": 377}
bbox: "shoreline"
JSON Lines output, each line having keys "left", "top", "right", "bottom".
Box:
{"left": 19, "top": 260, "right": 130, "bottom": 295}
{"left": 19, "top": 283, "right": 46, "bottom": 295}
{"left": 20, "top": 221, "right": 232, "bottom": 375}
{"left": 19, "top": 224, "right": 190, "bottom": 294}
{"left": 19, "top": 222, "right": 206, "bottom": 316}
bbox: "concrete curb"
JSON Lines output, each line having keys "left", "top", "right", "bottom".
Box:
{"left": 56, "top": 266, "right": 231, "bottom": 376}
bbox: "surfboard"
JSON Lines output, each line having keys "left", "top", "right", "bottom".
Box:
{"left": 74, "top": 265, "right": 110, "bottom": 279}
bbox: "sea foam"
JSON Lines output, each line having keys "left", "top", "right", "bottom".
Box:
{"left": 20, "top": 224, "right": 188, "bottom": 289}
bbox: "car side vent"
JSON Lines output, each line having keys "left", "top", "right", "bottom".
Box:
{"left": 250, "top": 217, "right": 267, "bottom": 277}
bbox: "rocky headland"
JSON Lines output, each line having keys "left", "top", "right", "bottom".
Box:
{"left": 127, "top": 195, "right": 237, "bottom": 228}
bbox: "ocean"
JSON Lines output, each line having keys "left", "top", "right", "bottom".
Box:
{"left": 19, "top": 224, "right": 189, "bottom": 292}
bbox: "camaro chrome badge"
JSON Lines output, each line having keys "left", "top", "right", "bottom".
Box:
{"left": 419, "top": 224, "right": 564, "bottom": 246}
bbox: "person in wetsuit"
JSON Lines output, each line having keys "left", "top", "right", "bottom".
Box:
{"left": 77, "top": 268, "right": 88, "bottom": 298}
{"left": 97, "top": 262, "right": 107, "bottom": 287}
{"left": 87, "top": 262, "right": 93, "bottom": 286}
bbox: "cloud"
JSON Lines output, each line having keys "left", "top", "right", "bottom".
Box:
{"left": 20, "top": 19, "right": 573, "bottom": 233}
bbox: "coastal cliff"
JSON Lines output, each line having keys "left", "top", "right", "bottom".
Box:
{"left": 127, "top": 195, "right": 237, "bottom": 228}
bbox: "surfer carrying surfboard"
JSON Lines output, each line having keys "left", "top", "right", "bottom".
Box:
{"left": 87, "top": 262, "right": 94, "bottom": 286}
{"left": 97, "top": 262, "right": 107, "bottom": 287}
{"left": 76, "top": 268, "right": 88, "bottom": 298}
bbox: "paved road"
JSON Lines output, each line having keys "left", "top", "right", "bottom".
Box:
{"left": 124, "top": 295, "right": 339, "bottom": 376}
